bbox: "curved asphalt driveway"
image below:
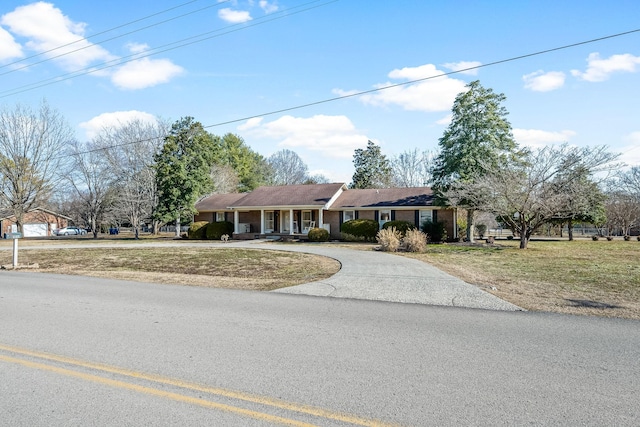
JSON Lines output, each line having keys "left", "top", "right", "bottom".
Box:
{"left": 2, "top": 239, "right": 521, "bottom": 311}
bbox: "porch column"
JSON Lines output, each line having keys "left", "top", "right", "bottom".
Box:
{"left": 318, "top": 209, "right": 324, "bottom": 229}
{"left": 233, "top": 211, "right": 239, "bottom": 234}
{"left": 289, "top": 209, "right": 294, "bottom": 235}
{"left": 260, "top": 210, "right": 265, "bottom": 234}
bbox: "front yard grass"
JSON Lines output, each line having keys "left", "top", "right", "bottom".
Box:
{"left": 402, "top": 239, "right": 640, "bottom": 319}
{"left": 2, "top": 247, "right": 340, "bottom": 291}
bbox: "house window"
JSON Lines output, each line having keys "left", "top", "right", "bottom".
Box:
{"left": 301, "top": 210, "right": 312, "bottom": 231}
{"left": 343, "top": 210, "right": 355, "bottom": 222}
{"left": 379, "top": 209, "right": 391, "bottom": 226}
{"left": 419, "top": 209, "right": 433, "bottom": 227}
{"left": 265, "top": 211, "right": 274, "bottom": 233}
{"left": 215, "top": 212, "right": 225, "bottom": 222}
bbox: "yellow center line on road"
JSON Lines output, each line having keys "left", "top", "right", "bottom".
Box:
{"left": 0, "top": 353, "right": 315, "bottom": 427}
{"left": 0, "top": 344, "right": 399, "bottom": 427}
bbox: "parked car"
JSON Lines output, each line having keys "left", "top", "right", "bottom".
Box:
{"left": 54, "top": 226, "right": 87, "bottom": 236}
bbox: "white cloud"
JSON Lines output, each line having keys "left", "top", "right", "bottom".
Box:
{"left": 79, "top": 110, "right": 158, "bottom": 140}
{"left": 442, "top": 61, "right": 482, "bottom": 75}
{"left": 513, "top": 128, "right": 576, "bottom": 149}
{"left": 1, "top": 2, "right": 114, "bottom": 70}
{"left": 237, "top": 117, "right": 263, "bottom": 131}
{"left": 346, "top": 63, "right": 467, "bottom": 112}
{"left": 0, "top": 26, "right": 23, "bottom": 61}
{"left": 259, "top": 1, "right": 279, "bottom": 13}
{"left": 125, "top": 42, "right": 150, "bottom": 54}
{"left": 239, "top": 114, "right": 369, "bottom": 159}
{"left": 111, "top": 58, "right": 184, "bottom": 90}
{"left": 218, "top": 8, "right": 252, "bottom": 23}
{"left": 571, "top": 52, "right": 640, "bottom": 82}
{"left": 522, "top": 70, "right": 565, "bottom": 92}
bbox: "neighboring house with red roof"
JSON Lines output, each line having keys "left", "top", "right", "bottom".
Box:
{"left": 194, "top": 183, "right": 457, "bottom": 240}
{"left": 0, "top": 208, "right": 72, "bottom": 238}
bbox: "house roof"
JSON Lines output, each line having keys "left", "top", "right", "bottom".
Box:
{"left": 228, "top": 183, "right": 347, "bottom": 208}
{"left": 195, "top": 192, "right": 247, "bottom": 212}
{"left": 194, "top": 184, "right": 436, "bottom": 212}
{"left": 332, "top": 187, "right": 434, "bottom": 209}
{"left": 0, "top": 207, "right": 72, "bottom": 221}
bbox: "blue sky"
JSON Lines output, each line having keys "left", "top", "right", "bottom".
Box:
{"left": 1, "top": 0, "right": 639, "bottom": 182}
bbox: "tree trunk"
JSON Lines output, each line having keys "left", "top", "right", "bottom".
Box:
{"left": 175, "top": 215, "right": 181, "bottom": 238}
{"left": 568, "top": 219, "right": 574, "bottom": 241}
{"left": 91, "top": 217, "right": 98, "bottom": 239}
{"left": 466, "top": 209, "right": 475, "bottom": 243}
{"left": 519, "top": 225, "right": 528, "bottom": 249}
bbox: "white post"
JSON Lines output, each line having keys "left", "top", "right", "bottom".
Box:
{"left": 289, "top": 209, "right": 294, "bottom": 235}
{"left": 12, "top": 238, "right": 18, "bottom": 268}
{"left": 234, "top": 211, "right": 239, "bottom": 234}
{"left": 260, "top": 210, "right": 265, "bottom": 234}
{"left": 318, "top": 209, "right": 324, "bottom": 229}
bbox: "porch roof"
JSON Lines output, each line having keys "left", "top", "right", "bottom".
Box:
{"left": 228, "top": 183, "right": 346, "bottom": 209}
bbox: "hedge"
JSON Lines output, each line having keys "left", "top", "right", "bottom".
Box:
{"left": 308, "top": 227, "right": 330, "bottom": 242}
{"left": 187, "top": 221, "right": 209, "bottom": 239}
{"left": 206, "top": 221, "right": 234, "bottom": 240}
{"left": 341, "top": 219, "right": 379, "bottom": 241}
{"left": 421, "top": 220, "right": 447, "bottom": 243}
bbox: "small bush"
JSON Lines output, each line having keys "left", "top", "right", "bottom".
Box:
{"left": 592, "top": 235, "right": 600, "bottom": 241}
{"left": 606, "top": 236, "right": 613, "bottom": 241}
{"left": 421, "top": 220, "right": 447, "bottom": 243}
{"left": 341, "top": 233, "right": 365, "bottom": 242}
{"left": 377, "top": 227, "right": 402, "bottom": 252}
{"left": 403, "top": 229, "right": 427, "bottom": 252}
{"left": 507, "top": 235, "right": 514, "bottom": 240}
{"left": 624, "top": 235, "right": 631, "bottom": 241}
{"left": 206, "top": 221, "right": 234, "bottom": 240}
{"left": 188, "top": 221, "right": 209, "bottom": 239}
{"left": 382, "top": 220, "right": 416, "bottom": 236}
{"left": 637, "top": 236, "right": 640, "bottom": 242}
{"left": 341, "top": 219, "right": 379, "bottom": 241}
{"left": 308, "top": 227, "right": 329, "bottom": 242}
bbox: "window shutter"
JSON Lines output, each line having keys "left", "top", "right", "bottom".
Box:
{"left": 339, "top": 211, "right": 344, "bottom": 226}
{"left": 433, "top": 210, "right": 438, "bottom": 222}
{"left": 355, "top": 211, "right": 359, "bottom": 219}
{"left": 415, "top": 210, "right": 419, "bottom": 227}
{"left": 374, "top": 211, "right": 379, "bottom": 222}
{"left": 391, "top": 210, "right": 396, "bottom": 221}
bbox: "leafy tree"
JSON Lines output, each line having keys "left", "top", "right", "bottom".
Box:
{"left": 154, "top": 117, "right": 217, "bottom": 237}
{"left": 351, "top": 140, "right": 392, "bottom": 189}
{"left": 219, "top": 133, "right": 272, "bottom": 191}
{"left": 432, "top": 80, "right": 520, "bottom": 242}
{"left": 0, "top": 102, "right": 72, "bottom": 233}
{"left": 268, "top": 149, "right": 309, "bottom": 185}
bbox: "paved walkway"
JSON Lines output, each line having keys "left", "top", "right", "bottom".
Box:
{"left": 2, "top": 239, "right": 522, "bottom": 311}
{"left": 236, "top": 241, "right": 522, "bottom": 311}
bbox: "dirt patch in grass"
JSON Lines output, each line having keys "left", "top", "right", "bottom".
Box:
{"left": 402, "top": 239, "right": 640, "bottom": 319}
{"left": 3, "top": 247, "right": 340, "bottom": 291}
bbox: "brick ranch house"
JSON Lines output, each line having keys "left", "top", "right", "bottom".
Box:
{"left": 194, "top": 183, "right": 457, "bottom": 240}
{"left": 0, "top": 207, "right": 72, "bottom": 238}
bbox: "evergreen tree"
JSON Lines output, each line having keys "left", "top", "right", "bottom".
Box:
{"left": 351, "top": 140, "right": 392, "bottom": 189}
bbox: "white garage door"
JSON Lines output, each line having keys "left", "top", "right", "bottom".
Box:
{"left": 23, "top": 223, "right": 47, "bottom": 237}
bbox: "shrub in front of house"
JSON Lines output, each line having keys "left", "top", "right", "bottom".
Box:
{"left": 592, "top": 235, "right": 600, "bottom": 241}
{"left": 341, "top": 219, "right": 379, "bottom": 241}
{"left": 308, "top": 227, "right": 329, "bottom": 242}
{"left": 377, "top": 227, "right": 402, "bottom": 252}
{"left": 188, "top": 221, "right": 209, "bottom": 239}
{"left": 421, "top": 220, "right": 447, "bottom": 243}
{"left": 403, "top": 228, "right": 428, "bottom": 252}
{"left": 206, "top": 221, "right": 234, "bottom": 240}
{"left": 382, "top": 220, "right": 416, "bottom": 236}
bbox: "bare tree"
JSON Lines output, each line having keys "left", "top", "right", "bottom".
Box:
{"left": 445, "top": 145, "right": 618, "bottom": 249}
{"left": 68, "top": 140, "right": 115, "bottom": 238}
{"left": 268, "top": 149, "right": 309, "bottom": 185}
{"left": 605, "top": 191, "right": 640, "bottom": 236}
{"left": 94, "top": 118, "right": 168, "bottom": 236}
{"left": 391, "top": 149, "right": 434, "bottom": 187}
{"left": 209, "top": 163, "right": 240, "bottom": 194}
{"left": 0, "top": 102, "right": 72, "bottom": 233}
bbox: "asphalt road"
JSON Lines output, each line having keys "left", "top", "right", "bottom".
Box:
{"left": 1, "top": 271, "right": 638, "bottom": 426}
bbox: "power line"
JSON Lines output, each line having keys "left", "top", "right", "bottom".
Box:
{"left": 0, "top": 0, "right": 217, "bottom": 71}
{"left": 0, "top": 0, "right": 337, "bottom": 98}
{"left": 54, "top": 28, "right": 640, "bottom": 157}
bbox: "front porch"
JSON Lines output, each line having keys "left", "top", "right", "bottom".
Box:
{"left": 232, "top": 208, "right": 329, "bottom": 237}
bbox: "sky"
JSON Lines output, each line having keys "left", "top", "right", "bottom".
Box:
{"left": 1, "top": 0, "right": 639, "bottom": 183}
